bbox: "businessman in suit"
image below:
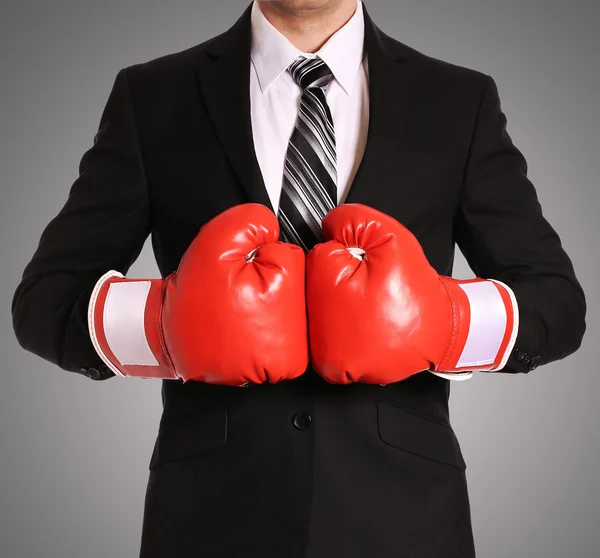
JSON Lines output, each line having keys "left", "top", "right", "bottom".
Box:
{"left": 12, "top": 0, "right": 586, "bottom": 556}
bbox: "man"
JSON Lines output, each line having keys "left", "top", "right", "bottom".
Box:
{"left": 11, "top": 0, "right": 586, "bottom": 556}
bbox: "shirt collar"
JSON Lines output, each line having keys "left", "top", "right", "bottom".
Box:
{"left": 250, "top": 0, "right": 365, "bottom": 95}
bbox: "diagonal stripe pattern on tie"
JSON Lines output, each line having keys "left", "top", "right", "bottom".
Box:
{"left": 277, "top": 56, "right": 337, "bottom": 251}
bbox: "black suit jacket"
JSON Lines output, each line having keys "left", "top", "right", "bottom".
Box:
{"left": 12, "top": 2, "right": 586, "bottom": 557}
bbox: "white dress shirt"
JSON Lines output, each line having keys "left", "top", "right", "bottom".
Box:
{"left": 250, "top": 0, "right": 369, "bottom": 210}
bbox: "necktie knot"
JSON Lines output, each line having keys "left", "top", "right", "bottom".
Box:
{"left": 288, "top": 56, "right": 334, "bottom": 90}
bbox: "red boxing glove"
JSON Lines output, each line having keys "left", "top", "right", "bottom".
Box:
{"left": 88, "top": 203, "right": 308, "bottom": 385}
{"left": 306, "top": 203, "right": 518, "bottom": 384}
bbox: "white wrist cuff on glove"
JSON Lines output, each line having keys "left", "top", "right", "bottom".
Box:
{"left": 430, "top": 278, "right": 519, "bottom": 380}
{"left": 88, "top": 270, "right": 160, "bottom": 377}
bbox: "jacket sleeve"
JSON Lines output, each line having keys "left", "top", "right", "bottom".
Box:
{"left": 453, "top": 73, "right": 586, "bottom": 374}
{"left": 11, "top": 67, "right": 152, "bottom": 381}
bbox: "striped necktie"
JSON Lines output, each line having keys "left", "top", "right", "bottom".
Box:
{"left": 277, "top": 56, "right": 337, "bottom": 251}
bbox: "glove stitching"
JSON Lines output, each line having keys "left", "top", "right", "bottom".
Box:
{"left": 157, "top": 274, "right": 178, "bottom": 379}
{"left": 437, "top": 276, "right": 460, "bottom": 372}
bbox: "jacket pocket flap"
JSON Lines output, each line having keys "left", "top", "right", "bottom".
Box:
{"left": 377, "top": 400, "right": 466, "bottom": 470}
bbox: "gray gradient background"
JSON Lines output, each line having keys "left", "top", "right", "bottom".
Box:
{"left": 1, "top": 1, "right": 598, "bottom": 557}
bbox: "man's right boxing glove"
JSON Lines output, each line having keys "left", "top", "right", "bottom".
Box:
{"left": 306, "top": 203, "right": 518, "bottom": 385}
{"left": 88, "top": 203, "right": 308, "bottom": 386}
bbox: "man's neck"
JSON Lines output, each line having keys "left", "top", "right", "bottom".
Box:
{"left": 256, "top": 0, "right": 358, "bottom": 53}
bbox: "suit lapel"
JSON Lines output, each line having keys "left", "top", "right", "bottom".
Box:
{"left": 344, "top": 2, "right": 415, "bottom": 206}
{"left": 194, "top": 3, "right": 273, "bottom": 212}
{"left": 194, "top": 1, "right": 415, "bottom": 213}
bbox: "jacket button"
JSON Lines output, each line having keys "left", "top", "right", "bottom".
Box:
{"left": 514, "top": 348, "right": 525, "bottom": 362}
{"left": 529, "top": 356, "right": 541, "bottom": 370}
{"left": 81, "top": 365, "right": 113, "bottom": 380}
{"left": 292, "top": 412, "right": 312, "bottom": 430}
{"left": 87, "top": 367, "right": 101, "bottom": 380}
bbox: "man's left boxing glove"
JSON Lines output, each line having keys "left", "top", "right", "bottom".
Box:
{"left": 306, "top": 203, "right": 518, "bottom": 385}
{"left": 88, "top": 203, "right": 308, "bottom": 385}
